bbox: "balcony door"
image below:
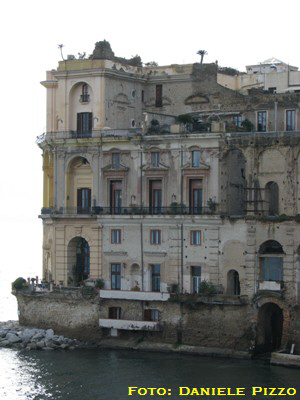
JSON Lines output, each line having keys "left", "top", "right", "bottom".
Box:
{"left": 149, "top": 180, "right": 162, "bottom": 214}
{"left": 77, "top": 188, "right": 91, "bottom": 214}
{"left": 110, "top": 181, "right": 122, "bottom": 214}
{"left": 189, "top": 179, "right": 202, "bottom": 214}
{"left": 77, "top": 112, "right": 92, "bottom": 137}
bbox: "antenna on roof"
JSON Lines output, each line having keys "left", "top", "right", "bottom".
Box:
{"left": 58, "top": 44, "right": 65, "bottom": 61}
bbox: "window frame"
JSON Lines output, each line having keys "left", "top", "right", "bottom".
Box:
{"left": 192, "top": 150, "right": 201, "bottom": 167}
{"left": 144, "top": 309, "right": 160, "bottom": 321}
{"left": 191, "top": 266, "right": 201, "bottom": 293}
{"left": 151, "top": 264, "right": 161, "bottom": 292}
{"left": 257, "top": 111, "right": 267, "bottom": 132}
{"left": 111, "top": 263, "right": 121, "bottom": 290}
{"left": 111, "top": 229, "right": 121, "bottom": 244}
{"left": 112, "top": 153, "right": 121, "bottom": 169}
{"left": 286, "top": 109, "right": 296, "bottom": 131}
{"left": 151, "top": 152, "right": 160, "bottom": 167}
{"left": 190, "top": 230, "right": 201, "bottom": 246}
{"left": 150, "top": 229, "right": 161, "bottom": 245}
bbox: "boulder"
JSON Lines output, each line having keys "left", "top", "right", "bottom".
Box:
{"left": 6, "top": 333, "right": 22, "bottom": 344}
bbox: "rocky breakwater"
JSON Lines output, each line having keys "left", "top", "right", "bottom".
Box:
{"left": 0, "top": 321, "right": 84, "bottom": 351}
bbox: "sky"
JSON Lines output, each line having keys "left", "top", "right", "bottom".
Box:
{"left": 1, "top": 0, "right": 300, "bottom": 281}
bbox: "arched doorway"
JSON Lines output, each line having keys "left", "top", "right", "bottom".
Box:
{"left": 256, "top": 303, "right": 283, "bottom": 353}
{"left": 68, "top": 237, "right": 90, "bottom": 286}
{"left": 227, "top": 270, "right": 240, "bottom": 295}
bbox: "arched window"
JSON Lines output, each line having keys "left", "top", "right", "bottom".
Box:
{"left": 259, "top": 240, "right": 283, "bottom": 283}
{"left": 265, "top": 182, "right": 279, "bottom": 215}
{"left": 80, "top": 83, "right": 89, "bottom": 102}
{"left": 227, "top": 270, "right": 240, "bottom": 295}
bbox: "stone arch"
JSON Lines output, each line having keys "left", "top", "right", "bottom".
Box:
{"left": 130, "top": 263, "right": 141, "bottom": 290}
{"left": 222, "top": 240, "right": 245, "bottom": 294}
{"left": 68, "top": 81, "right": 94, "bottom": 132}
{"left": 67, "top": 236, "right": 90, "bottom": 286}
{"left": 255, "top": 297, "right": 289, "bottom": 353}
{"left": 65, "top": 156, "right": 93, "bottom": 212}
{"left": 258, "top": 148, "right": 285, "bottom": 173}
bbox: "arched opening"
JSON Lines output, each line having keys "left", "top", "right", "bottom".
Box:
{"left": 258, "top": 241, "right": 283, "bottom": 290}
{"left": 227, "top": 270, "right": 240, "bottom": 295}
{"left": 265, "top": 181, "right": 279, "bottom": 215}
{"left": 67, "top": 237, "right": 90, "bottom": 286}
{"left": 256, "top": 303, "right": 283, "bottom": 353}
{"left": 65, "top": 157, "right": 92, "bottom": 213}
{"left": 69, "top": 82, "right": 93, "bottom": 133}
{"left": 130, "top": 263, "right": 141, "bottom": 290}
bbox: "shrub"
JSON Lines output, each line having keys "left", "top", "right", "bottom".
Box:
{"left": 12, "top": 277, "right": 26, "bottom": 290}
{"left": 95, "top": 279, "right": 105, "bottom": 289}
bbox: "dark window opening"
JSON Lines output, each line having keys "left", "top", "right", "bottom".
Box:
{"left": 75, "top": 238, "right": 90, "bottom": 282}
{"left": 265, "top": 181, "right": 279, "bottom": 215}
{"left": 191, "top": 266, "right": 201, "bottom": 293}
{"left": 151, "top": 152, "right": 160, "bottom": 167}
{"left": 77, "top": 188, "right": 91, "bottom": 214}
{"left": 112, "top": 153, "right": 120, "bottom": 169}
{"left": 257, "top": 111, "right": 267, "bottom": 132}
{"left": 144, "top": 309, "right": 160, "bottom": 321}
{"left": 189, "top": 179, "right": 202, "bottom": 214}
{"left": 155, "top": 85, "right": 162, "bottom": 107}
{"left": 192, "top": 150, "right": 201, "bottom": 167}
{"left": 149, "top": 180, "right": 162, "bottom": 214}
{"left": 109, "top": 307, "right": 121, "bottom": 319}
{"left": 191, "top": 231, "right": 201, "bottom": 245}
{"left": 286, "top": 110, "right": 296, "bottom": 131}
{"left": 151, "top": 264, "right": 160, "bottom": 292}
{"left": 111, "top": 263, "right": 121, "bottom": 290}
{"left": 110, "top": 181, "right": 122, "bottom": 214}
{"left": 80, "top": 84, "right": 90, "bottom": 102}
{"left": 77, "top": 112, "right": 92, "bottom": 137}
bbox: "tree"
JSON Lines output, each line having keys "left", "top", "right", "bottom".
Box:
{"left": 197, "top": 50, "right": 208, "bottom": 64}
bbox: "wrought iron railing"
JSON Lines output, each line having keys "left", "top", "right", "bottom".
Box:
{"left": 41, "top": 206, "right": 220, "bottom": 216}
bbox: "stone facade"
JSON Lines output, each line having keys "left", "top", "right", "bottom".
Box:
{"left": 31, "top": 44, "right": 300, "bottom": 355}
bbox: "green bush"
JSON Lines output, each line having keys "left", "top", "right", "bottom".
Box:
{"left": 197, "top": 280, "right": 217, "bottom": 296}
{"left": 12, "top": 277, "right": 26, "bottom": 290}
{"left": 95, "top": 279, "right": 105, "bottom": 289}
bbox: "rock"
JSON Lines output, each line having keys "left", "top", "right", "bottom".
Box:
{"left": 6, "top": 333, "right": 22, "bottom": 344}
{"left": 0, "top": 329, "right": 7, "bottom": 338}
{"left": 32, "top": 332, "right": 45, "bottom": 342}
{"left": 36, "top": 340, "right": 45, "bottom": 349}
{"left": 45, "top": 329, "right": 54, "bottom": 339}
{"left": 0, "top": 340, "right": 9, "bottom": 347}
{"left": 27, "top": 343, "right": 37, "bottom": 350}
{"left": 42, "top": 347, "right": 54, "bottom": 351}
{"left": 60, "top": 343, "right": 69, "bottom": 349}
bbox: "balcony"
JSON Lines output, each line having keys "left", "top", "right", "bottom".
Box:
{"left": 99, "top": 289, "right": 170, "bottom": 302}
{"left": 99, "top": 318, "right": 161, "bottom": 331}
{"left": 40, "top": 206, "right": 220, "bottom": 216}
{"left": 36, "top": 129, "right": 143, "bottom": 145}
{"left": 258, "top": 281, "right": 283, "bottom": 291}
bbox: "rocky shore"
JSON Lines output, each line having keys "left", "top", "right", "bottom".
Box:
{"left": 0, "top": 321, "right": 87, "bottom": 351}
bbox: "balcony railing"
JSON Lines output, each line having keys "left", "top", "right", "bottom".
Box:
{"left": 36, "top": 129, "right": 143, "bottom": 145}
{"left": 41, "top": 205, "right": 220, "bottom": 216}
{"left": 99, "top": 289, "right": 170, "bottom": 301}
{"left": 99, "top": 318, "right": 161, "bottom": 331}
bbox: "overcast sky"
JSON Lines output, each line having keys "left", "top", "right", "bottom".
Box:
{"left": 1, "top": 0, "right": 299, "bottom": 280}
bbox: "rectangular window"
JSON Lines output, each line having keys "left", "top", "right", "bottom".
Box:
{"left": 149, "top": 180, "right": 162, "bottom": 214}
{"left": 77, "top": 112, "right": 92, "bottom": 137}
{"left": 77, "top": 188, "right": 91, "bottom": 214}
{"left": 257, "top": 111, "right": 267, "bottom": 132}
{"left": 191, "top": 266, "right": 201, "bottom": 293}
{"left": 151, "top": 152, "right": 160, "bottom": 167}
{"left": 108, "top": 307, "right": 121, "bottom": 319}
{"left": 155, "top": 85, "right": 163, "bottom": 107}
{"left": 111, "top": 263, "right": 121, "bottom": 290}
{"left": 111, "top": 229, "right": 121, "bottom": 244}
{"left": 112, "top": 153, "right": 120, "bottom": 169}
{"left": 233, "top": 115, "right": 242, "bottom": 128}
{"left": 189, "top": 179, "right": 202, "bottom": 214}
{"left": 151, "top": 264, "right": 160, "bottom": 292}
{"left": 261, "top": 257, "right": 283, "bottom": 281}
{"left": 192, "top": 150, "right": 201, "bottom": 167}
{"left": 144, "top": 309, "right": 160, "bottom": 321}
{"left": 150, "top": 230, "right": 161, "bottom": 245}
{"left": 110, "top": 181, "right": 122, "bottom": 214}
{"left": 141, "top": 90, "right": 144, "bottom": 103}
{"left": 191, "top": 231, "right": 201, "bottom": 245}
{"left": 286, "top": 110, "right": 296, "bottom": 131}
